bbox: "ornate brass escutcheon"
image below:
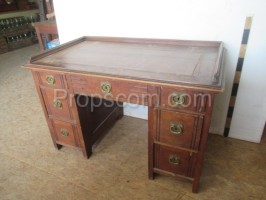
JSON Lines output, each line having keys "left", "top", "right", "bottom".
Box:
{"left": 46, "top": 75, "right": 55, "bottom": 85}
{"left": 54, "top": 99, "right": 62, "bottom": 109}
{"left": 101, "top": 82, "right": 112, "bottom": 94}
{"left": 170, "top": 122, "right": 183, "bottom": 135}
{"left": 60, "top": 128, "right": 69, "bottom": 137}
{"left": 169, "top": 154, "right": 181, "bottom": 165}
{"left": 170, "top": 92, "right": 186, "bottom": 106}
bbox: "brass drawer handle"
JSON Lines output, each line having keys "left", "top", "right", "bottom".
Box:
{"left": 170, "top": 93, "right": 186, "bottom": 106}
{"left": 101, "top": 82, "right": 112, "bottom": 94}
{"left": 54, "top": 99, "right": 62, "bottom": 109}
{"left": 60, "top": 128, "right": 69, "bottom": 137}
{"left": 170, "top": 122, "right": 183, "bottom": 135}
{"left": 169, "top": 154, "right": 181, "bottom": 165}
{"left": 46, "top": 75, "right": 55, "bottom": 85}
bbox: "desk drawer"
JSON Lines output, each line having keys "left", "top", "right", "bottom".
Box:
{"left": 160, "top": 87, "right": 208, "bottom": 113}
{"left": 158, "top": 110, "right": 203, "bottom": 149}
{"left": 67, "top": 74, "right": 148, "bottom": 104}
{"left": 51, "top": 119, "right": 79, "bottom": 147}
{"left": 154, "top": 145, "right": 192, "bottom": 177}
{"left": 34, "top": 71, "right": 66, "bottom": 89}
{"left": 40, "top": 87, "right": 73, "bottom": 120}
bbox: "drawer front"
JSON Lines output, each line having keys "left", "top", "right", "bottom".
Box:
{"left": 160, "top": 87, "right": 208, "bottom": 112}
{"left": 51, "top": 120, "right": 79, "bottom": 147}
{"left": 155, "top": 145, "right": 192, "bottom": 177}
{"left": 35, "top": 71, "right": 66, "bottom": 89}
{"left": 41, "top": 87, "right": 73, "bottom": 120}
{"left": 158, "top": 110, "right": 203, "bottom": 149}
{"left": 67, "top": 74, "right": 148, "bottom": 105}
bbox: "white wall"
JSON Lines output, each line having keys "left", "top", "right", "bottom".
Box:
{"left": 53, "top": 0, "right": 266, "bottom": 142}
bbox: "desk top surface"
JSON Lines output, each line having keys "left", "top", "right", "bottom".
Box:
{"left": 27, "top": 37, "right": 224, "bottom": 91}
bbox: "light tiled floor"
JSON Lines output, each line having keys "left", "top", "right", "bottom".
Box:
{"left": 0, "top": 46, "right": 265, "bottom": 200}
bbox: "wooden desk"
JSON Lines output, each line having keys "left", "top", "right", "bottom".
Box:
{"left": 33, "top": 20, "right": 58, "bottom": 51}
{"left": 24, "top": 36, "right": 224, "bottom": 193}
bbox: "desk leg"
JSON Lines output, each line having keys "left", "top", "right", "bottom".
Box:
{"left": 148, "top": 86, "right": 160, "bottom": 179}
{"left": 148, "top": 106, "right": 156, "bottom": 179}
{"left": 81, "top": 143, "right": 92, "bottom": 159}
{"left": 192, "top": 94, "right": 215, "bottom": 193}
{"left": 54, "top": 143, "right": 62, "bottom": 150}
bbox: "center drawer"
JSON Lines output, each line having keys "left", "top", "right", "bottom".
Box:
{"left": 66, "top": 74, "right": 148, "bottom": 105}
{"left": 158, "top": 110, "right": 203, "bottom": 149}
